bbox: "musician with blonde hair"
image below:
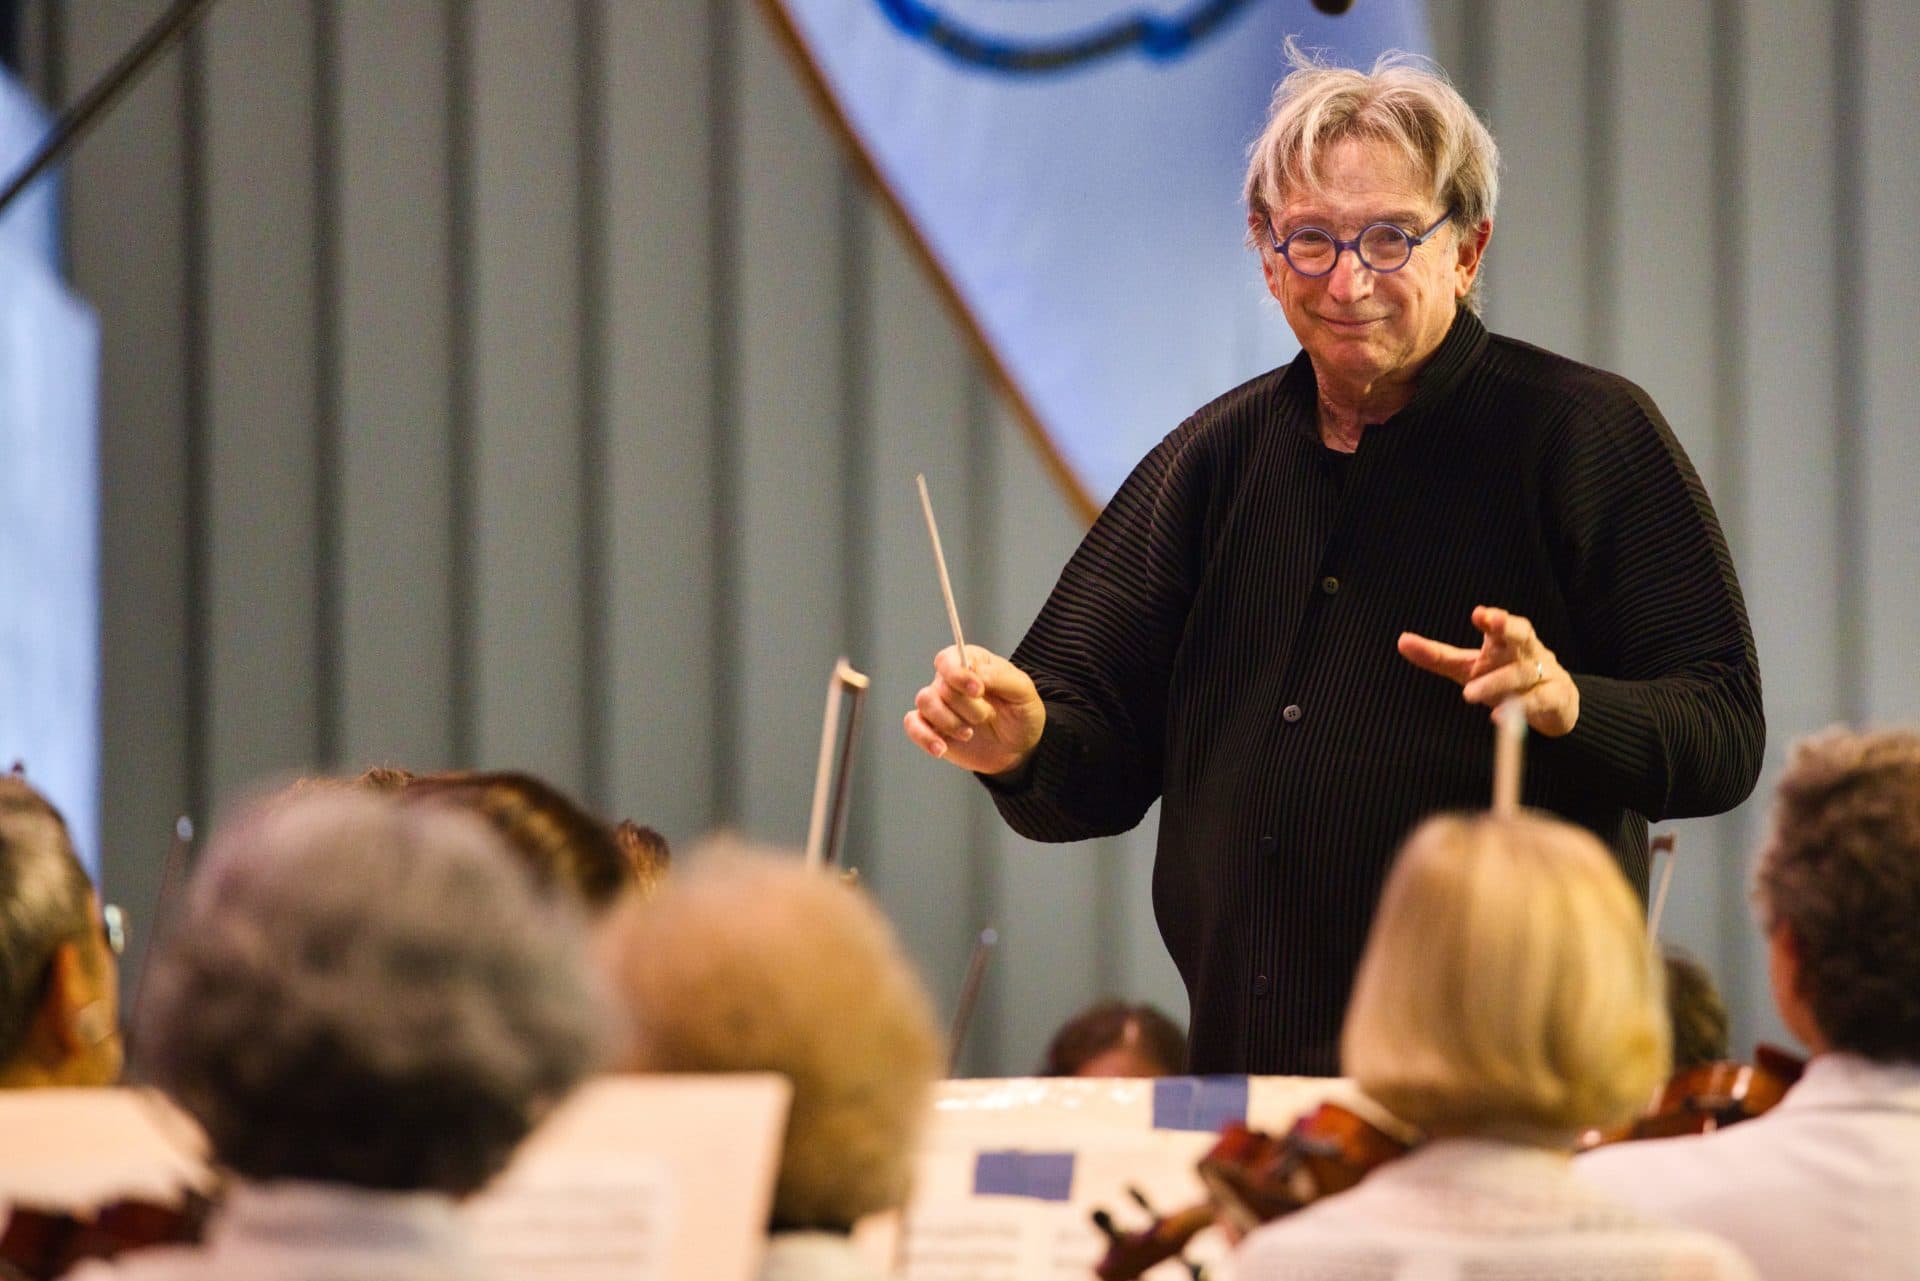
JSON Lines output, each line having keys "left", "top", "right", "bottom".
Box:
{"left": 604, "top": 843, "right": 942, "bottom": 1281}
{"left": 1236, "top": 812, "right": 1756, "bottom": 1278}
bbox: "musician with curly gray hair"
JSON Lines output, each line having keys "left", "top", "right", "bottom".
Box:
{"left": 67, "top": 789, "right": 608, "bottom": 1281}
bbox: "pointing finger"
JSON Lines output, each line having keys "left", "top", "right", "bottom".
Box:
{"left": 1398, "top": 631, "right": 1480, "bottom": 683}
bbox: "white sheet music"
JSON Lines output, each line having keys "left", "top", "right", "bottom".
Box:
{"left": 466, "top": 1157, "right": 675, "bottom": 1281}
{"left": 864, "top": 1076, "right": 1384, "bottom": 1281}
{"left": 0, "top": 1088, "right": 211, "bottom": 1211}
{"left": 898, "top": 1201, "right": 1179, "bottom": 1281}
{"left": 462, "top": 1074, "right": 787, "bottom": 1281}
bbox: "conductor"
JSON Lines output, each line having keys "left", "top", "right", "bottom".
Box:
{"left": 905, "top": 46, "right": 1763, "bottom": 1075}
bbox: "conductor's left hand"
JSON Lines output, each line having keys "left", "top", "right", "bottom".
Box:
{"left": 1396, "top": 605, "right": 1580, "bottom": 737}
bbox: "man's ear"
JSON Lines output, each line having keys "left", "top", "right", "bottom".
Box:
{"left": 1454, "top": 217, "right": 1492, "bottom": 297}
{"left": 42, "top": 939, "right": 96, "bottom": 1053}
{"left": 1251, "top": 214, "right": 1287, "bottom": 305}
{"left": 1767, "top": 921, "right": 1828, "bottom": 1055}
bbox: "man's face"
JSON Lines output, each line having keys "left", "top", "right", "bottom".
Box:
{"left": 1258, "top": 137, "right": 1487, "bottom": 396}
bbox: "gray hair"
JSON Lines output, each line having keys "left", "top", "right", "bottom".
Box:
{"left": 0, "top": 777, "right": 95, "bottom": 1068}
{"left": 1245, "top": 40, "right": 1500, "bottom": 312}
{"left": 137, "top": 790, "right": 608, "bottom": 1195}
{"left": 1755, "top": 728, "right": 1920, "bottom": 1062}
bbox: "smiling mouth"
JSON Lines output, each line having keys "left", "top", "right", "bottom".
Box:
{"left": 1320, "top": 315, "right": 1386, "bottom": 328}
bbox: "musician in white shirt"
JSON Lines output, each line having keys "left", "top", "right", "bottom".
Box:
{"left": 1236, "top": 811, "right": 1757, "bottom": 1281}
{"left": 1579, "top": 728, "right": 1920, "bottom": 1280}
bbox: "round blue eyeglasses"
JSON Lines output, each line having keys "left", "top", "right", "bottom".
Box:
{"left": 1269, "top": 210, "right": 1455, "bottom": 277}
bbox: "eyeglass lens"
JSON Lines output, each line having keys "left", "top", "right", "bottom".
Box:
{"left": 1284, "top": 224, "right": 1417, "bottom": 276}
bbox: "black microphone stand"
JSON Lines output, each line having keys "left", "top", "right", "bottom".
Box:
{"left": 0, "top": 0, "right": 217, "bottom": 217}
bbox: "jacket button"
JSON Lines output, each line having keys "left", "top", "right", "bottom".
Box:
{"left": 1253, "top": 974, "right": 1271, "bottom": 998}
{"left": 1282, "top": 704, "right": 1303, "bottom": 723}
{"left": 1321, "top": 576, "right": 1340, "bottom": 595}
{"left": 1258, "top": 835, "right": 1276, "bottom": 856}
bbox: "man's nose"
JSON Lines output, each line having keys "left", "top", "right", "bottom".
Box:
{"left": 1324, "top": 247, "right": 1375, "bottom": 302}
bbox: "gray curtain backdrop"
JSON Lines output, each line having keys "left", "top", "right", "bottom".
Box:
{"left": 16, "top": 0, "right": 1918, "bottom": 1075}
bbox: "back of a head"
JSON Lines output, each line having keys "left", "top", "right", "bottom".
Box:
{"left": 608, "top": 842, "right": 943, "bottom": 1232}
{"left": 402, "top": 770, "right": 632, "bottom": 916}
{"left": 1758, "top": 727, "right": 1920, "bottom": 1063}
{"left": 1042, "top": 1001, "right": 1187, "bottom": 1078}
{"left": 137, "top": 790, "right": 606, "bottom": 1195}
{"left": 1662, "top": 946, "right": 1731, "bottom": 1071}
{"left": 0, "top": 777, "right": 117, "bottom": 1085}
{"left": 1342, "top": 812, "right": 1668, "bottom": 1139}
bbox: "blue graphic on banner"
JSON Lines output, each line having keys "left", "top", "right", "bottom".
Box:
{"left": 973, "top": 1149, "right": 1077, "bottom": 1200}
{"left": 770, "top": 0, "right": 1427, "bottom": 509}
{"left": 0, "top": 70, "right": 103, "bottom": 879}
{"left": 873, "top": 0, "right": 1257, "bottom": 73}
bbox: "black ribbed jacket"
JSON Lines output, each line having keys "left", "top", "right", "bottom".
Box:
{"left": 986, "top": 310, "right": 1764, "bottom": 1075}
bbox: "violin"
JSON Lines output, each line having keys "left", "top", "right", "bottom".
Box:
{"left": 1581, "top": 1043, "right": 1805, "bottom": 1149}
{"left": 0, "top": 1191, "right": 212, "bottom": 1281}
{"left": 1091, "top": 1101, "right": 1411, "bottom": 1281}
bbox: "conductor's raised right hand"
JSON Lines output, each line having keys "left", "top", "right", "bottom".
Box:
{"left": 904, "top": 645, "right": 1045, "bottom": 778}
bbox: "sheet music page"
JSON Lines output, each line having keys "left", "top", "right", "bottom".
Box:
{"left": 458, "top": 1074, "right": 788, "bottom": 1281}
{"left": 466, "top": 1157, "right": 674, "bottom": 1281}
{"left": 0, "top": 1088, "right": 212, "bottom": 1210}
{"left": 870, "top": 1076, "right": 1373, "bottom": 1281}
{"left": 897, "top": 1202, "right": 1204, "bottom": 1281}
{"left": 897, "top": 1205, "right": 1031, "bottom": 1281}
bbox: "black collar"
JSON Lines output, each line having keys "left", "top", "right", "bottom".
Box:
{"left": 1278, "top": 307, "right": 1491, "bottom": 438}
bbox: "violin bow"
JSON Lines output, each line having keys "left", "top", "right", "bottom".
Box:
{"left": 0, "top": 0, "right": 220, "bottom": 216}
{"left": 803, "top": 659, "right": 871, "bottom": 870}
{"left": 945, "top": 926, "right": 997, "bottom": 1076}
{"left": 126, "top": 816, "right": 196, "bottom": 1049}
{"left": 1645, "top": 832, "right": 1678, "bottom": 943}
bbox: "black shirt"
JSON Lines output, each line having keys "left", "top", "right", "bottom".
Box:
{"left": 985, "top": 310, "right": 1764, "bottom": 1075}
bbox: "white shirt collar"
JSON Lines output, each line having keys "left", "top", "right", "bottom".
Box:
{"left": 1777, "top": 1050, "right": 1920, "bottom": 1116}
{"left": 211, "top": 1180, "right": 469, "bottom": 1253}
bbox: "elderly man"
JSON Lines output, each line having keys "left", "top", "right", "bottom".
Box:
{"left": 0, "top": 775, "right": 122, "bottom": 1089}
{"left": 1578, "top": 729, "right": 1920, "bottom": 1279}
{"left": 905, "top": 46, "right": 1763, "bottom": 1074}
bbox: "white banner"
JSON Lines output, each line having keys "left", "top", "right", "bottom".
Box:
{"left": 766, "top": 0, "right": 1428, "bottom": 510}
{"left": 1, "top": 69, "right": 102, "bottom": 875}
